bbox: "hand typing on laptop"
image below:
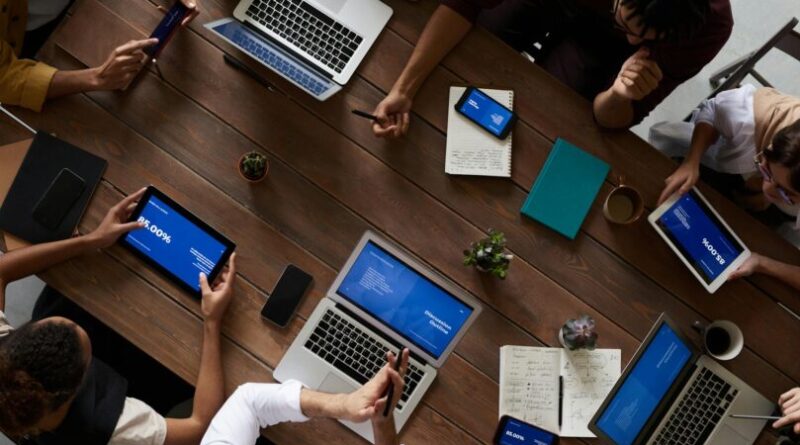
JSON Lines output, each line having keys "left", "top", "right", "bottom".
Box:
{"left": 200, "top": 350, "right": 409, "bottom": 445}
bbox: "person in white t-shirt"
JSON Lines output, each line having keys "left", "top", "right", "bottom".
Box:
{"left": 0, "top": 188, "right": 233, "bottom": 445}
{"left": 201, "top": 349, "right": 410, "bottom": 445}
{"left": 649, "top": 85, "right": 800, "bottom": 291}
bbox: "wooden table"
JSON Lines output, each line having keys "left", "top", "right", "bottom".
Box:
{"left": 1, "top": 0, "right": 799, "bottom": 443}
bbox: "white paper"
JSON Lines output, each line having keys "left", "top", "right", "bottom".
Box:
{"left": 445, "top": 87, "right": 513, "bottom": 177}
{"left": 559, "top": 349, "right": 621, "bottom": 437}
{"left": 499, "top": 346, "right": 561, "bottom": 434}
{"left": 499, "top": 346, "right": 621, "bottom": 437}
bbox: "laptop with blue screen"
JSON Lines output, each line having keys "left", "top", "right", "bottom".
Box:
{"left": 205, "top": 0, "right": 391, "bottom": 100}
{"left": 274, "top": 231, "right": 483, "bottom": 442}
{"left": 589, "top": 314, "right": 773, "bottom": 445}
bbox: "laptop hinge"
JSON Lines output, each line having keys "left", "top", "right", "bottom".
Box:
{"left": 242, "top": 19, "right": 336, "bottom": 81}
{"left": 334, "top": 302, "right": 428, "bottom": 365}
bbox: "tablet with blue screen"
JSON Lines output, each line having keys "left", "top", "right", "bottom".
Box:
{"left": 120, "top": 186, "right": 236, "bottom": 295}
{"left": 648, "top": 188, "right": 750, "bottom": 293}
{"left": 493, "top": 416, "right": 558, "bottom": 445}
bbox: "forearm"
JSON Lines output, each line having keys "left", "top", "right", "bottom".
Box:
{"left": 391, "top": 5, "right": 471, "bottom": 98}
{"left": 756, "top": 256, "right": 800, "bottom": 291}
{"left": 47, "top": 68, "right": 100, "bottom": 98}
{"left": 685, "top": 122, "right": 718, "bottom": 165}
{"left": 299, "top": 388, "right": 346, "bottom": 419}
{"left": 193, "top": 322, "right": 226, "bottom": 423}
{"left": 0, "top": 234, "right": 100, "bottom": 308}
{"left": 593, "top": 89, "right": 634, "bottom": 129}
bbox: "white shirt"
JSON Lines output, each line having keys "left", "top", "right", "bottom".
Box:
{"left": 201, "top": 381, "right": 309, "bottom": 445}
{"left": 0, "top": 310, "right": 168, "bottom": 445}
{"left": 26, "top": 0, "right": 71, "bottom": 31}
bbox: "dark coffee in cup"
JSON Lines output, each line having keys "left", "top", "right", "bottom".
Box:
{"left": 705, "top": 326, "right": 731, "bottom": 356}
{"left": 603, "top": 183, "right": 644, "bottom": 224}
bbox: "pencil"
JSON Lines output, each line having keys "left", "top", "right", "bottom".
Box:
{"left": 382, "top": 348, "right": 405, "bottom": 417}
{"left": 729, "top": 414, "right": 781, "bottom": 420}
{"left": 351, "top": 109, "right": 380, "bottom": 121}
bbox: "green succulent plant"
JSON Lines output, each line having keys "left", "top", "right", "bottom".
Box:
{"left": 463, "top": 229, "right": 513, "bottom": 279}
{"left": 240, "top": 151, "right": 268, "bottom": 180}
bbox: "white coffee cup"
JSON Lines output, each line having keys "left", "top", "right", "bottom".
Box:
{"left": 693, "top": 320, "right": 744, "bottom": 361}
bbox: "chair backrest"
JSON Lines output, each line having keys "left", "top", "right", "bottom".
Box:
{"left": 712, "top": 17, "right": 799, "bottom": 93}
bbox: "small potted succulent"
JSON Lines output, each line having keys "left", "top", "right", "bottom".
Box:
{"left": 238, "top": 151, "right": 269, "bottom": 182}
{"left": 463, "top": 229, "right": 513, "bottom": 279}
{"left": 559, "top": 315, "right": 598, "bottom": 350}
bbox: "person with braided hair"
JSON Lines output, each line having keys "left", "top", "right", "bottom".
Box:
{"left": 0, "top": 188, "right": 236, "bottom": 445}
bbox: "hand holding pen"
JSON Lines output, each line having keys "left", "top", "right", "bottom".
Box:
{"left": 372, "top": 348, "right": 409, "bottom": 445}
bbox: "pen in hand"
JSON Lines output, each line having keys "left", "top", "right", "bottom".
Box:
{"left": 382, "top": 348, "right": 406, "bottom": 417}
{"left": 351, "top": 109, "right": 380, "bottom": 122}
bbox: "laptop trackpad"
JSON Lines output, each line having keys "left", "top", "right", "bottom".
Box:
{"left": 319, "top": 373, "right": 358, "bottom": 394}
{"left": 709, "top": 425, "right": 749, "bottom": 445}
{"left": 312, "top": 0, "right": 347, "bottom": 14}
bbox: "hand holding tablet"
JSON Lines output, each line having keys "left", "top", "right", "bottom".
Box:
{"left": 119, "top": 186, "right": 236, "bottom": 296}
{"left": 648, "top": 188, "right": 750, "bottom": 293}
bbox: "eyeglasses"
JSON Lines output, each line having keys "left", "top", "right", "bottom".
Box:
{"left": 754, "top": 150, "right": 795, "bottom": 205}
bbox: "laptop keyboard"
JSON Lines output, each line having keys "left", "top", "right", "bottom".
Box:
{"left": 653, "top": 368, "right": 739, "bottom": 445}
{"left": 245, "top": 0, "right": 363, "bottom": 73}
{"left": 228, "top": 26, "right": 330, "bottom": 95}
{"left": 304, "top": 309, "right": 426, "bottom": 409}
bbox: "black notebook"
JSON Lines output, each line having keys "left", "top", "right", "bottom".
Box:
{"left": 0, "top": 132, "right": 107, "bottom": 243}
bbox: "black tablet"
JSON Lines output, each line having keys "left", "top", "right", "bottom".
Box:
{"left": 119, "top": 186, "right": 236, "bottom": 295}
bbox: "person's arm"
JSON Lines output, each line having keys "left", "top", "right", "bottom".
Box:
{"left": 774, "top": 388, "right": 800, "bottom": 434}
{"left": 371, "top": 5, "right": 472, "bottom": 138}
{"left": 729, "top": 253, "right": 800, "bottom": 291}
{"left": 200, "top": 350, "right": 409, "bottom": 445}
{"left": 593, "top": 48, "right": 663, "bottom": 129}
{"left": 165, "top": 255, "right": 236, "bottom": 445}
{"left": 657, "top": 122, "right": 719, "bottom": 204}
{"left": 0, "top": 188, "right": 147, "bottom": 311}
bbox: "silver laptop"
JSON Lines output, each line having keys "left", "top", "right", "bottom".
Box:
{"left": 205, "top": 0, "right": 392, "bottom": 100}
{"left": 589, "top": 313, "right": 774, "bottom": 445}
{"left": 274, "top": 231, "right": 483, "bottom": 442}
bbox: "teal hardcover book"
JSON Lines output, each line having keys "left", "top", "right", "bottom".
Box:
{"left": 520, "top": 138, "right": 610, "bottom": 239}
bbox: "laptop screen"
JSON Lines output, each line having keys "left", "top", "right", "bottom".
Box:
{"left": 336, "top": 241, "right": 474, "bottom": 359}
{"left": 594, "top": 322, "right": 693, "bottom": 445}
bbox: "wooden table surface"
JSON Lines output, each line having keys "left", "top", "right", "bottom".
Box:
{"left": 1, "top": 0, "right": 799, "bottom": 443}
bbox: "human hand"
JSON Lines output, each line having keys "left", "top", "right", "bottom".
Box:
{"left": 611, "top": 47, "right": 663, "bottom": 101}
{"left": 774, "top": 388, "right": 800, "bottom": 434}
{"left": 339, "top": 349, "right": 409, "bottom": 423}
{"left": 372, "top": 91, "right": 412, "bottom": 138}
{"left": 89, "top": 187, "right": 147, "bottom": 248}
{"left": 728, "top": 253, "right": 763, "bottom": 281}
{"left": 91, "top": 39, "right": 158, "bottom": 90}
{"left": 658, "top": 160, "right": 700, "bottom": 205}
{"left": 157, "top": 0, "right": 200, "bottom": 27}
{"left": 200, "top": 253, "right": 237, "bottom": 325}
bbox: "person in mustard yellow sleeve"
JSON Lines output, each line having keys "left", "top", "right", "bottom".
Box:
{"left": 0, "top": 0, "right": 198, "bottom": 112}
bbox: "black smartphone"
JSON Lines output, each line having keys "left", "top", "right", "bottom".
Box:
{"left": 261, "top": 265, "right": 313, "bottom": 327}
{"left": 147, "top": 1, "right": 191, "bottom": 58}
{"left": 454, "top": 87, "right": 518, "bottom": 139}
{"left": 32, "top": 168, "right": 86, "bottom": 230}
{"left": 493, "top": 415, "right": 559, "bottom": 445}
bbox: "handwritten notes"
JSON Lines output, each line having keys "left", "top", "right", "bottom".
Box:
{"left": 499, "top": 346, "right": 621, "bottom": 437}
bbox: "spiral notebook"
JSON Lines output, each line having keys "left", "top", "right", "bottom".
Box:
{"left": 445, "top": 87, "right": 513, "bottom": 177}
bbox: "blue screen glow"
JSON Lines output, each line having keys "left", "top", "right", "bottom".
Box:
{"left": 125, "top": 195, "right": 228, "bottom": 292}
{"left": 458, "top": 88, "right": 513, "bottom": 137}
{"left": 657, "top": 192, "right": 744, "bottom": 283}
{"left": 595, "top": 323, "right": 693, "bottom": 445}
{"left": 498, "top": 418, "right": 557, "bottom": 445}
{"left": 336, "top": 241, "right": 473, "bottom": 358}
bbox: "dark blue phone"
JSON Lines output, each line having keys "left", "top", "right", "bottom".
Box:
{"left": 147, "top": 2, "right": 191, "bottom": 58}
{"left": 493, "top": 416, "right": 559, "bottom": 445}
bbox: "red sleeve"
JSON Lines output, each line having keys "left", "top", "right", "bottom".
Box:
{"left": 440, "top": 0, "right": 504, "bottom": 23}
{"left": 630, "top": 0, "right": 733, "bottom": 124}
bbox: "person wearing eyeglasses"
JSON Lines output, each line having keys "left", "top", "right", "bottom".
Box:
{"left": 369, "top": 0, "right": 731, "bottom": 137}
{"left": 652, "top": 85, "right": 800, "bottom": 290}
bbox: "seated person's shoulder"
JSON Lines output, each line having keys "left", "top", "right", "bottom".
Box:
{"left": 110, "top": 398, "right": 167, "bottom": 445}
